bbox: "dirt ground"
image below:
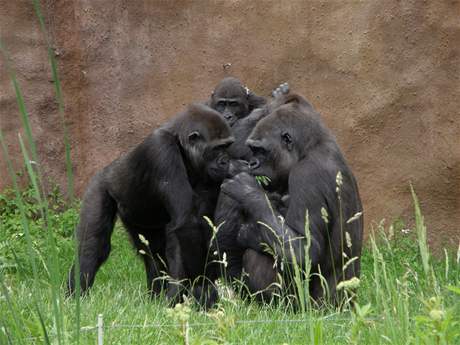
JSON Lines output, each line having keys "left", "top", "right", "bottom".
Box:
{"left": 1, "top": 0, "right": 459, "bottom": 250}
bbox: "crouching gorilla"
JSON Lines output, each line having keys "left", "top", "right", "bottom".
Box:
{"left": 67, "top": 104, "right": 234, "bottom": 308}
{"left": 218, "top": 93, "right": 363, "bottom": 305}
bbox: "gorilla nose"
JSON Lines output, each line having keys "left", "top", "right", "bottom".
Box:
{"left": 224, "top": 113, "right": 232, "bottom": 120}
{"left": 217, "top": 155, "right": 229, "bottom": 167}
{"left": 248, "top": 158, "right": 260, "bottom": 170}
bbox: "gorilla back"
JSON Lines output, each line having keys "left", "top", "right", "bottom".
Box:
{"left": 68, "top": 104, "right": 233, "bottom": 306}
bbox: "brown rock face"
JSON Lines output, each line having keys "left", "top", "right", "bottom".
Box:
{"left": 1, "top": 1, "right": 459, "bottom": 249}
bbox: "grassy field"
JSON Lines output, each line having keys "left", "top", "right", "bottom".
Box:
{"left": 0, "top": 186, "right": 459, "bottom": 345}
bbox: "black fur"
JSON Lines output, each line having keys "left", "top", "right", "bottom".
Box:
{"left": 67, "top": 103, "right": 234, "bottom": 308}
{"left": 211, "top": 84, "right": 291, "bottom": 284}
{"left": 219, "top": 93, "right": 363, "bottom": 305}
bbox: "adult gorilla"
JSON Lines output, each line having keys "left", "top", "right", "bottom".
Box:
{"left": 220, "top": 93, "right": 363, "bottom": 304}
{"left": 67, "top": 104, "right": 234, "bottom": 308}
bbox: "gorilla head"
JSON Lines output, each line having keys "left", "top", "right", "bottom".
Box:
{"left": 210, "top": 77, "right": 266, "bottom": 127}
{"left": 246, "top": 94, "right": 327, "bottom": 185}
{"left": 168, "top": 103, "right": 235, "bottom": 183}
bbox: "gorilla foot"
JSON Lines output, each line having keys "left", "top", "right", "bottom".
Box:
{"left": 191, "top": 283, "right": 219, "bottom": 310}
{"left": 272, "top": 82, "right": 290, "bottom": 98}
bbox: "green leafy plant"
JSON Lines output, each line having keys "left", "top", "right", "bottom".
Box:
{"left": 255, "top": 175, "right": 271, "bottom": 187}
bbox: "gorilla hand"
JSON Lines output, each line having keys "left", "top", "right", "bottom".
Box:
{"left": 237, "top": 223, "right": 265, "bottom": 252}
{"left": 220, "top": 172, "right": 264, "bottom": 205}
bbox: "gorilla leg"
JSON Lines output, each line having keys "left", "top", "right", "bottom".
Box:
{"left": 242, "top": 249, "right": 279, "bottom": 303}
{"left": 212, "top": 193, "right": 246, "bottom": 281}
{"left": 213, "top": 190, "right": 289, "bottom": 287}
{"left": 163, "top": 224, "right": 186, "bottom": 303}
{"left": 174, "top": 220, "right": 219, "bottom": 309}
{"left": 68, "top": 173, "right": 117, "bottom": 295}
{"left": 190, "top": 277, "right": 218, "bottom": 310}
{"left": 144, "top": 255, "right": 167, "bottom": 295}
{"left": 124, "top": 226, "right": 167, "bottom": 295}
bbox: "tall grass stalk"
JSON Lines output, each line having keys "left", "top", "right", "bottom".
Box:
{"left": 0, "top": 274, "right": 27, "bottom": 345}
{"left": 32, "top": 0, "right": 74, "bottom": 202}
{"left": 18, "top": 131, "right": 65, "bottom": 345}
{"left": 32, "top": 1, "right": 80, "bottom": 342}
{"left": 0, "top": 130, "right": 39, "bottom": 281}
{"left": 410, "top": 185, "right": 430, "bottom": 279}
{"left": 1, "top": 17, "right": 70, "bottom": 345}
{"left": 0, "top": 130, "right": 58, "bottom": 345}
{"left": 289, "top": 210, "right": 312, "bottom": 313}
{"left": 0, "top": 41, "right": 38, "bottom": 163}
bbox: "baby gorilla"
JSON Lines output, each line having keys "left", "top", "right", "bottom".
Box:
{"left": 208, "top": 77, "right": 266, "bottom": 128}
{"left": 67, "top": 104, "right": 234, "bottom": 308}
{"left": 221, "top": 93, "right": 363, "bottom": 305}
{"left": 211, "top": 86, "right": 292, "bottom": 288}
{"left": 209, "top": 78, "right": 290, "bottom": 160}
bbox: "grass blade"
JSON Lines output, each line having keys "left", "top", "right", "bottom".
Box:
{"left": 410, "top": 185, "right": 430, "bottom": 278}
{"left": 32, "top": 0, "right": 74, "bottom": 202}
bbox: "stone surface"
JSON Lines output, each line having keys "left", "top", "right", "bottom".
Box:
{"left": 1, "top": 0, "right": 459, "bottom": 249}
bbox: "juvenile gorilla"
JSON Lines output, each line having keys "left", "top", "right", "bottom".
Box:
{"left": 212, "top": 88, "right": 292, "bottom": 284}
{"left": 208, "top": 77, "right": 266, "bottom": 128}
{"left": 220, "top": 93, "right": 363, "bottom": 304}
{"left": 67, "top": 104, "right": 234, "bottom": 308}
{"left": 209, "top": 78, "right": 288, "bottom": 160}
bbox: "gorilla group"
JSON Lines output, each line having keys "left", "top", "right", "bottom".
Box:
{"left": 68, "top": 77, "right": 363, "bottom": 309}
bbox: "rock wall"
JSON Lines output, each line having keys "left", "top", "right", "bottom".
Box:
{"left": 1, "top": 0, "right": 459, "bottom": 249}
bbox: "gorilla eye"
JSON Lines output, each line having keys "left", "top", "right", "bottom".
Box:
{"left": 188, "top": 131, "right": 202, "bottom": 143}
{"left": 229, "top": 101, "right": 239, "bottom": 107}
{"left": 249, "top": 145, "right": 267, "bottom": 156}
{"left": 281, "top": 132, "right": 292, "bottom": 144}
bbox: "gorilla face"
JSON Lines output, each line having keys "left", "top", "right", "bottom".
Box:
{"left": 214, "top": 98, "right": 248, "bottom": 127}
{"left": 175, "top": 104, "right": 235, "bottom": 183}
{"left": 211, "top": 78, "right": 250, "bottom": 127}
{"left": 202, "top": 136, "right": 234, "bottom": 182}
{"left": 245, "top": 106, "right": 301, "bottom": 185}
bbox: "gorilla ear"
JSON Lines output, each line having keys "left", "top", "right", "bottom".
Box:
{"left": 281, "top": 131, "right": 293, "bottom": 151}
{"left": 188, "top": 131, "right": 203, "bottom": 145}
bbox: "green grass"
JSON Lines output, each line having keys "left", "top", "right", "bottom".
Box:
{"left": 0, "top": 187, "right": 459, "bottom": 344}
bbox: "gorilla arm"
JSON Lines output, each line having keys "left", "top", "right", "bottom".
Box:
{"left": 221, "top": 165, "right": 336, "bottom": 270}
{"left": 147, "top": 130, "right": 198, "bottom": 297}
